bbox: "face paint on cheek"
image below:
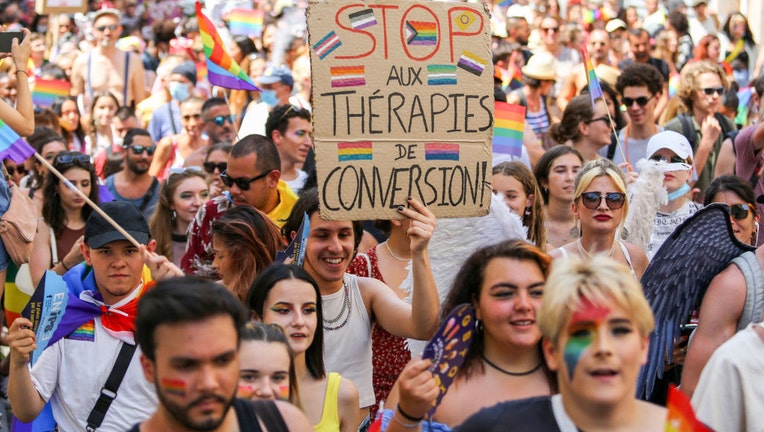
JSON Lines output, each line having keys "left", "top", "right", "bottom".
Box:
{"left": 161, "top": 378, "right": 188, "bottom": 397}
{"left": 237, "top": 383, "right": 255, "bottom": 399}
{"left": 278, "top": 385, "right": 289, "bottom": 401}
{"left": 562, "top": 300, "right": 610, "bottom": 381}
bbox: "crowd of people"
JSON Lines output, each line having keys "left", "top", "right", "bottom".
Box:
{"left": 0, "top": 0, "right": 761, "bottom": 431}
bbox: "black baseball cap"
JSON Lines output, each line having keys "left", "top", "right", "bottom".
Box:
{"left": 85, "top": 201, "right": 151, "bottom": 249}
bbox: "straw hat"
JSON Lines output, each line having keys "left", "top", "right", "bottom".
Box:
{"left": 521, "top": 52, "right": 557, "bottom": 81}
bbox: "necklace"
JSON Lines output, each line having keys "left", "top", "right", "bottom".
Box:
{"left": 383, "top": 241, "right": 410, "bottom": 262}
{"left": 481, "top": 354, "right": 543, "bottom": 377}
{"left": 323, "top": 281, "right": 352, "bottom": 331}
{"left": 576, "top": 238, "right": 615, "bottom": 258}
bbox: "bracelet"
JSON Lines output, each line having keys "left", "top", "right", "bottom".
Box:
{"left": 391, "top": 411, "right": 420, "bottom": 429}
{"left": 397, "top": 404, "right": 424, "bottom": 422}
{"left": 60, "top": 260, "right": 70, "bottom": 271}
{"left": 15, "top": 70, "right": 27, "bottom": 76}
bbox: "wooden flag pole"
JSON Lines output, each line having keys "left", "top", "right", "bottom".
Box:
{"left": 597, "top": 96, "right": 628, "bottom": 164}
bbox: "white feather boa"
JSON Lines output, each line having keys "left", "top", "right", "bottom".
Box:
{"left": 625, "top": 159, "right": 668, "bottom": 250}
{"left": 402, "top": 193, "right": 528, "bottom": 355}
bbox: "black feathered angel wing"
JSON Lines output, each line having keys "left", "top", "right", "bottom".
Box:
{"left": 636, "top": 203, "right": 755, "bottom": 399}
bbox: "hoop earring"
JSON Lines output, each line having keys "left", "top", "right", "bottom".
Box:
{"left": 475, "top": 319, "right": 483, "bottom": 334}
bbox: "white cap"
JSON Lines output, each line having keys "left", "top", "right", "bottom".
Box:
{"left": 605, "top": 19, "right": 627, "bottom": 33}
{"left": 646, "top": 131, "right": 693, "bottom": 161}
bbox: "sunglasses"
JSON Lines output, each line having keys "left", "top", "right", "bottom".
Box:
{"left": 729, "top": 203, "right": 751, "bottom": 220}
{"left": 649, "top": 154, "right": 686, "bottom": 164}
{"left": 203, "top": 161, "right": 227, "bottom": 174}
{"left": 206, "top": 115, "right": 232, "bottom": 126}
{"left": 588, "top": 115, "right": 609, "bottom": 125}
{"left": 702, "top": 87, "right": 724, "bottom": 96}
{"left": 125, "top": 145, "right": 157, "bottom": 156}
{"left": 542, "top": 26, "right": 559, "bottom": 33}
{"left": 220, "top": 169, "right": 272, "bottom": 191}
{"left": 4, "top": 166, "right": 26, "bottom": 176}
{"left": 622, "top": 96, "right": 652, "bottom": 107}
{"left": 56, "top": 154, "right": 91, "bottom": 165}
{"left": 95, "top": 24, "right": 119, "bottom": 32}
{"left": 579, "top": 192, "right": 626, "bottom": 210}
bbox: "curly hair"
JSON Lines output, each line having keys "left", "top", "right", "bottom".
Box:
{"left": 676, "top": 61, "right": 728, "bottom": 112}
{"left": 615, "top": 62, "right": 664, "bottom": 96}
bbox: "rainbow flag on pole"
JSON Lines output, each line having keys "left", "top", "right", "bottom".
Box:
{"left": 0, "top": 119, "right": 34, "bottom": 163}
{"left": 581, "top": 45, "right": 603, "bottom": 107}
{"left": 228, "top": 8, "right": 264, "bottom": 37}
{"left": 664, "top": 385, "right": 712, "bottom": 432}
{"left": 493, "top": 102, "right": 525, "bottom": 157}
{"left": 32, "top": 78, "right": 70, "bottom": 108}
{"left": 195, "top": 2, "right": 257, "bottom": 91}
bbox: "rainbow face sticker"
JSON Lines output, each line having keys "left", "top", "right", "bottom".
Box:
{"left": 563, "top": 299, "right": 610, "bottom": 381}
{"left": 161, "top": 378, "right": 187, "bottom": 397}
{"left": 278, "top": 385, "right": 289, "bottom": 401}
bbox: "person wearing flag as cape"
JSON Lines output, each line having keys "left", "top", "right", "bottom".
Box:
{"left": 7, "top": 201, "right": 183, "bottom": 431}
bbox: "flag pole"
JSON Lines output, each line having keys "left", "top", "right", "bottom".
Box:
{"left": 33, "top": 153, "right": 141, "bottom": 248}
{"left": 597, "top": 96, "right": 628, "bottom": 164}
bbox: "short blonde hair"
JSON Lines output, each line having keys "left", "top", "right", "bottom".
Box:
{"left": 538, "top": 256, "right": 654, "bottom": 345}
{"left": 573, "top": 159, "right": 629, "bottom": 229}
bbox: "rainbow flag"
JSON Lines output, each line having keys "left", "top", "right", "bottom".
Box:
{"left": 195, "top": 2, "right": 257, "bottom": 91}
{"left": 498, "top": 65, "right": 522, "bottom": 91}
{"left": 493, "top": 102, "right": 525, "bottom": 157}
{"left": 0, "top": 118, "right": 34, "bottom": 164}
{"left": 664, "top": 385, "right": 712, "bottom": 431}
{"left": 425, "top": 143, "right": 459, "bottom": 161}
{"left": 331, "top": 66, "right": 365, "bottom": 88}
{"left": 668, "top": 73, "right": 680, "bottom": 98}
{"left": 32, "top": 78, "right": 70, "bottom": 108}
{"left": 338, "top": 142, "right": 372, "bottom": 161}
{"left": 405, "top": 21, "right": 437, "bottom": 46}
{"left": 581, "top": 45, "right": 603, "bottom": 106}
{"left": 228, "top": 8, "right": 264, "bottom": 37}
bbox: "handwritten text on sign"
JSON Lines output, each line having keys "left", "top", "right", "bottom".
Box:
{"left": 309, "top": 0, "right": 494, "bottom": 220}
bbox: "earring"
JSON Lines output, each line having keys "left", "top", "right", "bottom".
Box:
{"left": 620, "top": 226, "right": 630, "bottom": 241}
{"left": 525, "top": 207, "right": 531, "bottom": 216}
{"left": 171, "top": 210, "right": 177, "bottom": 223}
{"left": 475, "top": 319, "right": 483, "bottom": 334}
{"left": 569, "top": 222, "right": 580, "bottom": 238}
{"left": 753, "top": 222, "right": 759, "bottom": 246}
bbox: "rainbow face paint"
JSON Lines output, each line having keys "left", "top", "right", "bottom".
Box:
{"left": 278, "top": 384, "right": 289, "bottom": 401}
{"left": 563, "top": 299, "right": 610, "bottom": 381}
{"left": 161, "top": 378, "right": 187, "bottom": 397}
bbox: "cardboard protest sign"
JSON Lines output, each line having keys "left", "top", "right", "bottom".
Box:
{"left": 308, "top": 0, "right": 494, "bottom": 220}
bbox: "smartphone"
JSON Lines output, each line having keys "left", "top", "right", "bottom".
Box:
{"left": 0, "top": 31, "right": 24, "bottom": 53}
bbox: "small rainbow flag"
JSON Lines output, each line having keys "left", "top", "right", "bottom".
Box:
{"left": 457, "top": 51, "right": 486, "bottom": 77}
{"left": 581, "top": 45, "right": 603, "bottom": 107}
{"left": 68, "top": 319, "right": 95, "bottom": 341}
{"left": 668, "top": 72, "right": 680, "bottom": 98}
{"left": 195, "top": 2, "right": 257, "bottom": 91}
{"left": 228, "top": 8, "right": 264, "bottom": 37}
{"left": 0, "top": 118, "right": 34, "bottom": 164}
{"left": 331, "top": 66, "right": 365, "bottom": 88}
{"left": 349, "top": 9, "right": 377, "bottom": 30}
{"left": 425, "top": 143, "right": 460, "bottom": 161}
{"left": 338, "top": 142, "right": 372, "bottom": 162}
{"left": 32, "top": 78, "right": 71, "bottom": 108}
{"left": 405, "top": 21, "right": 437, "bottom": 46}
{"left": 427, "top": 65, "right": 457, "bottom": 86}
{"left": 493, "top": 102, "right": 526, "bottom": 157}
{"left": 313, "top": 31, "right": 342, "bottom": 60}
{"left": 161, "top": 378, "right": 187, "bottom": 397}
{"left": 664, "top": 385, "right": 712, "bottom": 432}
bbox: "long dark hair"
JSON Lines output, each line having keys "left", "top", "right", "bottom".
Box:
{"left": 248, "top": 263, "right": 326, "bottom": 380}
{"left": 42, "top": 151, "right": 99, "bottom": 235}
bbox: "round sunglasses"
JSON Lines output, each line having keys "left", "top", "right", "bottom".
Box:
{"left": 579, "top": 192, "right": 626, "bottom": 210}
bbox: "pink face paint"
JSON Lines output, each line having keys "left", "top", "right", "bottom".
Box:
{"left": 278, "top": 384, "right": 289, "bottom": 401}
{"left": 161, "top": 378, "right": 188, "bottom": 397}
{"left": 563, "top": 299, "right": 610, "bottom": 381}
{"left": 237, "top": 383, "right": 255, "bottom": 399}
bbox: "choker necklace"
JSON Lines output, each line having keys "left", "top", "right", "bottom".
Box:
{"left": 323, "top": 281, "right": 352, "bottom": 331}
{"left": 482, "top": 354, "right": 543, "bottom": 376}
{"left": 576, "top": 238, "right": 615, "bottom": 258}
{"left": 171, "top": 233, "right": 187, "bottom": 242}
{"left": 383, "top": 241, "right": 410, "bottom": 262}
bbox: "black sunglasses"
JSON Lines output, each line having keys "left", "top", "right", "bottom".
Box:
{"left": 622, "top": 96, "right": 652, "bottom": 107}
{"left": 205, "top": 115, "right": 232, "bottom": 126}
{"left": 702, "top": 87, "right": 724, "bottom": 96}
{"left": 56, "top": 154, "right": 91, "bottom": 165}
{"left": 729, "top": 203, "right": 751, "bottom": 220}
{"left": 588, "top": 115, "right": 609, "bottom": 125}
{"left": 125, "top": 145, "right": 156, "bottom": 156}
{"left": 5, "top": 166, "right": 26, "bottom": 176}
{"left": 203, "top": 161, "right": 227, "bottom": 174}
{"left": 95, "top": 24, "right": 119, "bottom": 32}
{"left": 220, "top": 169, "right": 272, "bottom": 191}
{"left": 649, "top": 154, "right": 686, "bottom": 164}
{"left": 579, "top": 192, "right": 626, "bottom": 210}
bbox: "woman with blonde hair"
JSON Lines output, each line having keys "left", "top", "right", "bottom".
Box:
{"left": 457, "top": 255, "right": 666, "bottom": 430}
{"left": 492, "top": 161, "right": 547, "bottom": 248}
{"left": 550, "top": 159, "right": 649, "bottom": 280}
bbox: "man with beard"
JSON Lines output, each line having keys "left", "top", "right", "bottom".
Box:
{"left": 71, "top": 7, "right": 146, "bottom": 108}
{"left": 105, "top": 128, "right": 161, "bottom": 219}
{"left": 130, "top": 277, "right": 311, "bottom": 432}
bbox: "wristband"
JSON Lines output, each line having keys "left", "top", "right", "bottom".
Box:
{"left": 15, "top": 70, "right": 27, "bottom": 76}
{"left": 397, "top": 404, "right": 424, "bottom": 422}
{"left": 61, "top": 260, "right": 70, "bottom": 271}
{"left": 392, "top": 411, "right": 420, "bottom": 429}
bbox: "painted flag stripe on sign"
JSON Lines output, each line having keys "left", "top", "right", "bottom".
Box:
{"left": 425, "top": 143, "right": 460, "bottom": 161}
{"left": 314, "top": 31, "right": 342, "bottom": 60}
{"left": 349, "top": 9, "right": 377, "bottom": 29}
{"left": 331, "top": 66, "right": 366, "bottom": 88}
{"left": 427, "top": 65, "right": 457, "bottom": 86}
{"left": 457, "top": 51, "right": 486, "bottom": 76}
{"left": 338, "top": 141, "right": 373, "bottom": 161}
{"left": 405, "top": 21, "right": 437, "bottom": 46}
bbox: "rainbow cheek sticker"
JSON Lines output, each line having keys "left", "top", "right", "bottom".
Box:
{"left": 563, "top": 300, "right": 610, "bottom": 381}
{"left": 238, "top": 383, "right": 255, "bottom": 399}
{"left": 161, "top": 378, "right": 188, "bottom": 397}
{"left": 278, "top": 385, "right": 289, "bottom": 401}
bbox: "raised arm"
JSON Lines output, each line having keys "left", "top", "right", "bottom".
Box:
{"left": 7, "top": 318, "right": 47, "bottom": 421}
{"left": 0, "top": 28, "right": 34, "bottom": 136}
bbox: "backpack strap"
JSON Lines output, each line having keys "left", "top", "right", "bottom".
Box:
{"left": 86, "top": 342, "right": 137, "bottom": 431}
{"left": 730, "top": 251, "right": 764, "bottom": 331}
{"left": 138, "top": 178, "right": 159, "bottom": 212}
{"left": 678, "top": 114, "right": 698, "bottom": 151}
{"left": 253, "top": 400, "right": 289, "bottom": 432}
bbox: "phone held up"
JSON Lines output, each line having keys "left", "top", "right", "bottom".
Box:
{"left": 0, "top": 31, "right": 24, "bottom": 53}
